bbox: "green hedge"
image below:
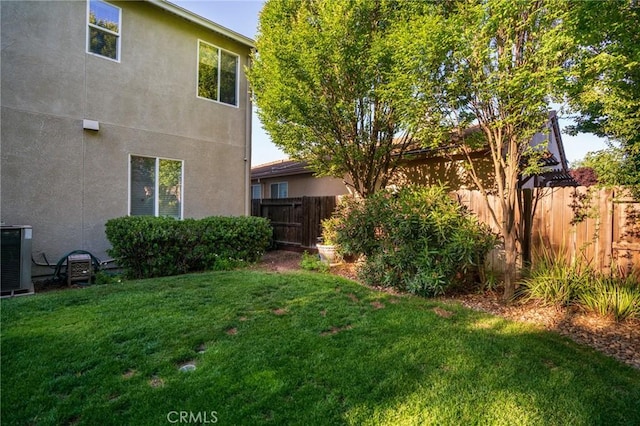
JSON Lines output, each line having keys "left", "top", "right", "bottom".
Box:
{"left": 105, "top": 216, "right": 272, "bottom": 279}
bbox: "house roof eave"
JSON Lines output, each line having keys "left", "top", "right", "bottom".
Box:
{"left": 548, "top": 111, "right": 571, "bottom": 171}
{"left": 148, "top": 0, "right": 256, "bottom": 49}
{"left": 251, "top": 159, "right": 313, "bottom": 180}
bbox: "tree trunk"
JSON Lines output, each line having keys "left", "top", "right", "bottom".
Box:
{"left": 502, "top": 231, "right": 518, "bottom": 302}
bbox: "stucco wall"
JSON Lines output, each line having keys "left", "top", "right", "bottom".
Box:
{"left": 391, "top": 155, "right": 493, "bottom": 191}
{"left": 254, "top": 174, "right": 349, "bottom": 198}
{"left": 1, "top": 1, "right": 252, "bottom": 274}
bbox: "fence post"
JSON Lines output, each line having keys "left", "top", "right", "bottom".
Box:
{"left": 522, "top": 188, "right": 533, "bottom": 265}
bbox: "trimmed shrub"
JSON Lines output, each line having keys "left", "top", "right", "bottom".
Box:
{"left": 333, "top": 185, "right": 497, "bottom": 296}
{"left": 105, "top": 216, "right": 272, "bottom": 279}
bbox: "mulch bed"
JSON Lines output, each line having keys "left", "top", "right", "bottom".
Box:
{"left": 257, "top": 250, "right": 640, "bottom": 370}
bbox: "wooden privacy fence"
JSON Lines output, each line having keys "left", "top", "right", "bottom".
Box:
{"left": 454, "top": 186, "right": 640, "bottom": 275}
{"left": 251, "top": 196, "right": 339, "bottom": 249}
{"left": 252, "top": 188, "right": 639, "bottom": 274}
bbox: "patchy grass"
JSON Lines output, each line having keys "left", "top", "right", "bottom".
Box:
{"left": 2, "top": 271, "right": 639, "bottom": 425}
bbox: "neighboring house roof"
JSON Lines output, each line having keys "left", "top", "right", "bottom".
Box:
{"left": 250, "top": 112, "right": 577, "bottom": 187}
{"left": 149, "top": 0, "right": 255, "bottom": 48}
{"left": 547, "top": 111, "right": 570, "bottom": 170}
{"left": 251, "top": 159, "right": 311, "bottom": 180}
{"left": 402, "top": 112, "right": 567, "bottom": 164}
{"left": 398, "top": 111, "right": 577, "bottom": 187}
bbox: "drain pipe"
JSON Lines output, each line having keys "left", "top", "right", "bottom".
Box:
{"left": 244, "top": 54, "right": 253, "bottom": 216}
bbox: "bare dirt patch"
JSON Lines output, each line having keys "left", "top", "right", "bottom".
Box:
{"left": 253, "top": 250, "right": 303, "bottom": 273}
{"left": 433, "top": 307, "right": 454, "bottom": 318}
{"left": 122, "top": 369, "right": 136, "bottom": 380}
{"left": 320, "top": 325, "right": 353, "bottom": 336}
{"left": 370, "top": 301, "right": 385, "bottom": 310}
{"left": 148, "top": 376, "right": 164, "bottom": 388}
{"left": 257, "top": 250, "right": 640, "bottom": 369}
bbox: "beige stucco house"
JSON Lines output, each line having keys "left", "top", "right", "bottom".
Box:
{"left": 1, "top": 0, "right": 254, "bottom": 276}
{"left": 251, "top": 159, "right": 348, "bottom": 199}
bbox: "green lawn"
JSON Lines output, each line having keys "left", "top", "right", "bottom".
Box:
{"left": 2, "top": 270, "right": 639, "bottom": 425}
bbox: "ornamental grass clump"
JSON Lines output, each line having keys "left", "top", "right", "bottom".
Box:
{"left": 332, "top": 185, "right": 496, "bottom": 296}
{"left": 522, "top": 245, "right": 640, "bottom": 321}
{"left": 578, "top": 275, "right": 640, "bottom": 322}
{"left": 520, "top": 246, "right": 589, "bottom": 308}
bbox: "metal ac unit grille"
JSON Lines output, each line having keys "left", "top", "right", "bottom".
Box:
{"left": 1, "top": 226, "right": 34, "bottom": 297}
{"left": 1, "top": 229, "right": 22, "bottom": 290}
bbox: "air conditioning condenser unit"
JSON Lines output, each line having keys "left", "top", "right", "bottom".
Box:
{"left": 1, "top": 225, "right": 34, "bottom": 297}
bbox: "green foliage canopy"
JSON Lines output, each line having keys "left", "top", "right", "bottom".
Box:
{"left": 572, "top": 148, "right": 626, "bottom": 188}
{"left": 389, "top": 0, "right": 573, "bottom": 299}
{"left": 564, "top": 0, "right": 640, "bottom": 195}
{"left": 249, "top": 0, "right": 415, "bottom": 196}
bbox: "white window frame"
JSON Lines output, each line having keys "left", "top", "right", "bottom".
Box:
{"left": 270, "top": 182, "right": 288, "bottom": 199}
{"left": 86, "top": 0, "right": 122, "bottom": 62}
{"left": 128, "top": 155, "right": 184, "bottom": 219}
{"left": 196, "top": 39, "right": 240, "bottom": 107}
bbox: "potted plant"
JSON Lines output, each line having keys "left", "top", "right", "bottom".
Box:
{"left": 316, "top": 216, "right": 341, "bottom": 265}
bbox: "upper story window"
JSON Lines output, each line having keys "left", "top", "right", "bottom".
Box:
{"left": 198, "top": 40, "right": 239, "bottom": 106}
{"left": 87, "top": 0, "right": 121, "bottom": 61}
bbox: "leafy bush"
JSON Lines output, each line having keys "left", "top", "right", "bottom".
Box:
{"left": 299, "top": 251, "right": 329, "bottom": 273}
{"left": 105, "top": 216, "right": 272, "bottom": 279}
{"left": 319, "top": 216, "right": 340, "bottom": 245}
{"left": 333, "top": 185, "right": 497, "bottom": 296}
{"left": 94, "top": 271, "right": 123, "bottom": 285}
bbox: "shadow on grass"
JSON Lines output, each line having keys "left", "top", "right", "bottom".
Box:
{"left": 1, "top": 271, "right": 639, "bottom": 425}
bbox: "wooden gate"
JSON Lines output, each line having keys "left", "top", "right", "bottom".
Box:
{"left": 252, "top": 196, "right": 338, "bottom": 249}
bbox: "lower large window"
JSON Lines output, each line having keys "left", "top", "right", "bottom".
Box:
{"left": 130, "top": 155, "right": 183, "bottom": 219}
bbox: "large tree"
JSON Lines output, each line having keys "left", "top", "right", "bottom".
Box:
{"left": 571, "top": 147, "right": 626, "bottom": 188}
{"left": 564, "top": 0, "right": 640, "bottom": 196}
{"left": 248, "top": 0, "right": 414, "bottom": 197}
{"left": 391, "top": 0, "right": 572, "bottom": 300}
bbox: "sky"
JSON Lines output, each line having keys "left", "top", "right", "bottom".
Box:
{"left": 173, "top": 0, "right": 608, "bottom": 167}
